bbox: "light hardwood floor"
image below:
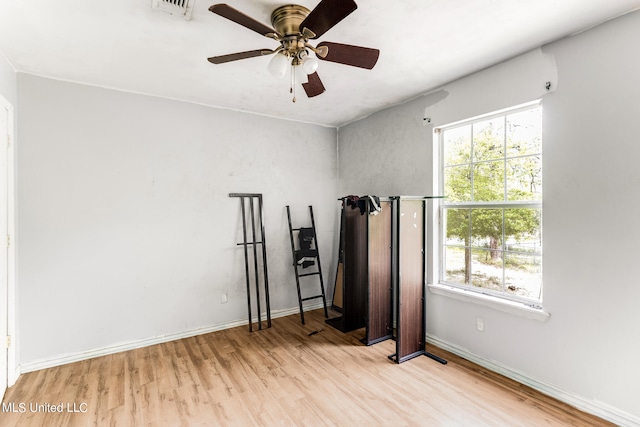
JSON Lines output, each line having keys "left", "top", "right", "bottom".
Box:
{"left": 1, "top": 309, "right": 612, "bottom": 426}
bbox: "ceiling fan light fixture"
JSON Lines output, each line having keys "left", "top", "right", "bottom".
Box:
{"left": 302, "top": 56, "right": 319, "bottom": 75}
{"left": 267, "top": 52, "right": 289, "bottom": 78}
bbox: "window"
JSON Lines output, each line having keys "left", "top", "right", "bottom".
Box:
{"left": 439, "top": 102, "right": 542, "bottom": 302}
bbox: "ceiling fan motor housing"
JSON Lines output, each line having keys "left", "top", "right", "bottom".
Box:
{"left": 270, "top": 5, "right": 310, "bottom": 36}
{"left": 271, "top": 5, "right": 313, "bottom": 60}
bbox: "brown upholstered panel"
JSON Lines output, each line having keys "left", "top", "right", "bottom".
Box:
{"left": 397, "top": 199, "right": 425, "bottom": 361}
{"left": 332, "top": 262, "right": 344, "bottom": 309}
{"left": 365, "top": 200, "right": 392, "bottom": 344}
{"left": 342, "top": 205, "right": 368, "bottom": 331}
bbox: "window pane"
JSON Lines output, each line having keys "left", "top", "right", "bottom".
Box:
{"left": 444, "top": 246, "right": 467, "bottom": 284}
{"left": 473, "top": 160, "right": 504, "bottom": 201}
{"left": 473, "top": 117, "right": 505, "bottom": 162}
{"left": 507, "top": 156, "right": 541, "bottom": 201}
{"left": 507, "top": 107, "right": 542, "bottom": 157}
{"left": 471, "top": 249, "right": 503, "bottom": 291}
{"left": 504, "top": 208, "right": 541, "bottom": 254}
{"left": 445, "top": 208, "right": 470, "bottom": 245}
{"left": 471, "top": 208, "right": 502, "bottom": 249}
{"left": 444, "top": 165, "right": 471, "bottom": 202}
{"left": 504, "top": 253, "right": 542, "bottom": 299}
{"left": 443, "top": 125, "right": 471, "bottom": 166}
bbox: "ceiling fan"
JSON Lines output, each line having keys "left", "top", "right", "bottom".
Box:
{"left": 207, "top": 0, "right": 380, "bottom": 101}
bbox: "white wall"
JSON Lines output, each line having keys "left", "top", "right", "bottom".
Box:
{"left": 338, "top": 10, "right": 640, "bottom": 425}
{"left": 0, "top": 52, "right": 16, "bottom": 105}
{"left": 0, "top": 50, "right": 17, "bottom": 388}
{"left": 17, "top": 74, "right": 338, "bottom": 365}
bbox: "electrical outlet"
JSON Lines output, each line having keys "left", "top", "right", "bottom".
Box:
{"left": 220, "top": 293, "right": 228, "bottom": 304}
{"left": 476, "top": 316, "right": 484, "bottom": 332}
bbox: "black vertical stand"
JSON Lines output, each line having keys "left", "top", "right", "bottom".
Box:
{"left": 286, "top": 205, "right": 328, "bottom": 325}
{"left": 230, "top": 193, "right": 272, "bottom": 332}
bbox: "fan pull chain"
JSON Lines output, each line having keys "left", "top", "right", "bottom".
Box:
{"left": 290, "top": 64, "right": 296, "bottom": 103}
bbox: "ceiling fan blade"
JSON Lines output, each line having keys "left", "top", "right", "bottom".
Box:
{"left": 209, "top": 4, "right": 280, "bottom": 38}
{"left": 303, "top": 72, "right": 326, "bottom": 98}
{"left": 300, "top": 0, "right": 357, "bottom": 39}
{"left": 317, "top": 42, "right": 379, "bottom": 69}
{"left": 207, "top": 49, "right": 271, "bottom": 64}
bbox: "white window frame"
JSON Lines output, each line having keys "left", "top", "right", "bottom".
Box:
{"left": 436, "top": 100, "right": 543, "bottom": 305}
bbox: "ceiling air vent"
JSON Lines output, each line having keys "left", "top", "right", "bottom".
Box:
{"left": 151, "top": 0, "right": 195, "bottom": 20}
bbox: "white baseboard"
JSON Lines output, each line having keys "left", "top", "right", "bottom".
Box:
{"left": 427, "top": 335, "right": 640, "bottom": 427}
{"left": 19, "top": 302, "right": 326, "bottom": 375}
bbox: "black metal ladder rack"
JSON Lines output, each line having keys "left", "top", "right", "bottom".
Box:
{"left": 286, "top": 205, "right": 328, "bottom": 325}
{"left": 230, "top": 193, "right": 271, "bottom": 332}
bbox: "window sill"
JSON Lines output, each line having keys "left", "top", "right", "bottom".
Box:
{"left": 427, "top": 284, "right": 551, "bottom": 322}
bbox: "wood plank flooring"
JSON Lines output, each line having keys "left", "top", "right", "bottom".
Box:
{"left": 1, "top": 309, "right": 613, "bottom": 426}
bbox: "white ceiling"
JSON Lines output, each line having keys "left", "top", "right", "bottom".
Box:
{"left": 1, "top": 0, "right": 639, "bottom": 127}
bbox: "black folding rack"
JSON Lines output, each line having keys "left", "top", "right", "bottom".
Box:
{"left": 286, "top": 205, "right": 328, "bottom": 325}
{"left": 230, "top": 193, "right": 271, "bottom": 332}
